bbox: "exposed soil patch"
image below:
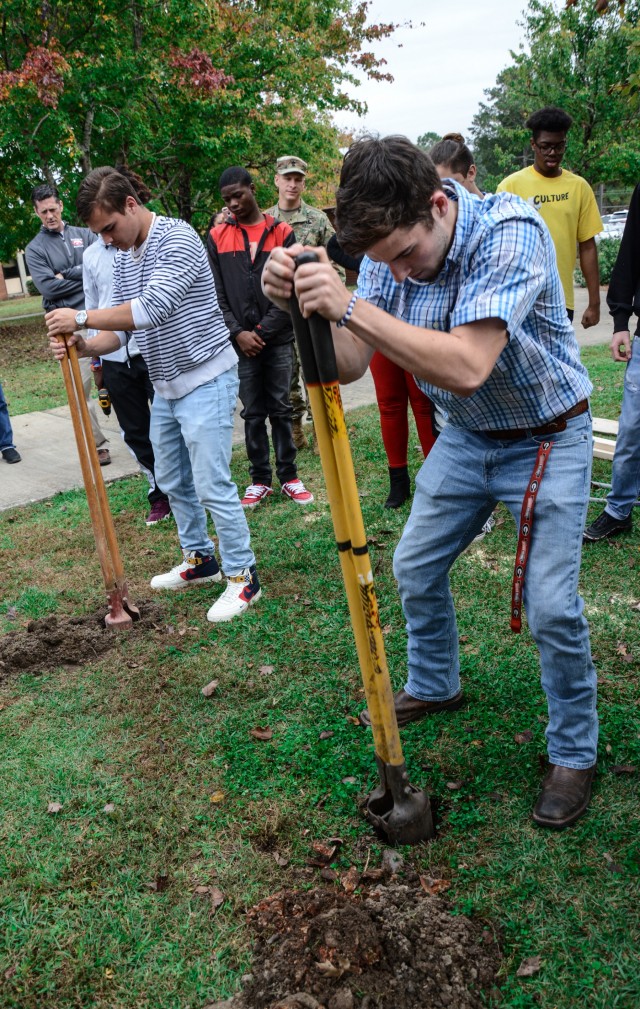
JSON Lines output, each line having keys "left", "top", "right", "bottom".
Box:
{"left": 0, "top": 320, "right": 48, "bottom": 368}
{"left": 207, "top": 882, "right": 501, "bottom": 1009}
{"left": 0, "top": 602, "right": 165, "bottom": 681}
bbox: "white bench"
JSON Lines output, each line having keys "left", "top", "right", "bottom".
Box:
{"left": 592, "top": 416, "right": 618, "bottom": 462}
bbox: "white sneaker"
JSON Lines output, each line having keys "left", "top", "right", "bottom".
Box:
{"left": 207, "top": 565, "right": 262, "bottom": 623}
{"left": 473, "top": 514, "right": 496, "bottom": 543}
{"left": 150, "top": 550, "right": 222, "bottom": 590}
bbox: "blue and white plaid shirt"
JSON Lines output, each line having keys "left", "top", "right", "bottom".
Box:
{"left": 356, "top": 182, "right": 592, "bottom": 430}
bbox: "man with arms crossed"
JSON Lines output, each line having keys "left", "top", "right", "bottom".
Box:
{"left": 498, "top": 106, "right": 602, "bottom": 328}
{"left": 26, "top": 183, "right": 110, "bottom": 464}
{"left": 46, "top": 167, "right": 261, "bottom": 623}
{"left": 263, "top": 136, "right": 598, "bottom": 830}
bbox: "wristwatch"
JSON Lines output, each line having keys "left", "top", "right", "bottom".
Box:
{"left": 75, "top": 309, "right": 88, "bottom": 327}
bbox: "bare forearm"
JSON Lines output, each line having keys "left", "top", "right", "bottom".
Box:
{"left": 345, "top": 299, "right": 507, "bottom": 397}
{"left": 86, "top": 303, "right": 135, "bottom": 331}
{"left": 82, "top": 330, "right": 122, "bottom": 356}
{"left": 579, "top": 241, "right": 601, "bottom": 306}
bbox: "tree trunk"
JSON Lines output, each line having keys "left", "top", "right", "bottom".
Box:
{"left": 0, "top": 264, "right": 8, "bottom": 301}
{"left": 178, "top": 172, "right": 192, "bottom": 223}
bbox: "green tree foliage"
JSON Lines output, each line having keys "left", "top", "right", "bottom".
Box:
{"left": 0, "top": 0, "right": 399, "bottom": 258}
{"left": 416, "top": 131, "right": 442, "bottom": 151}
{"left": 469, "top": 0, "right": 640, "bottom": 192}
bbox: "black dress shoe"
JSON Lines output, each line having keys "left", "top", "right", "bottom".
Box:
{"left": 359, "top": 688, "right": 465, "bottom": 728}
{"left": 583, "top": 509, "right": 632, "bottom": 542}
{"left": 2, "top": 447, "right": 21, "bottom": 464}
{"left": 532, "top": 763, "right": 596, "bottom": 829}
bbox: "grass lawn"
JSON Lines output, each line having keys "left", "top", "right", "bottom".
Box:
{"left": 0, "top": 295, "right": 42, "bottom": 321}
{"left": 0, "top": 349, "right": 638, "bottom": 1009}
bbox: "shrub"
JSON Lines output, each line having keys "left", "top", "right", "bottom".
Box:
{"left": 574, "top": 238, "right": 621, "bottom": 286}
{"left": 26, "top": 280, "right": 39, "bottom": 296}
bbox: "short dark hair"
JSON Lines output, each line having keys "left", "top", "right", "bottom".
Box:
{"left": 429, "top": 133, "right": 475, "bottom": 177}
{"left": 76, "top": 166, "right": 145, "bottom": 222}
{"left": 335, "top": 135, "right": 442, "bottom": 255}
{"left": 526, "top": 106, "right": 573, "bottom": 139}
{"left": 218, "top": 166, "right": 253, "bottom": 190}
{"left": 32, "top": 183, "right": 60, "bottom": 207}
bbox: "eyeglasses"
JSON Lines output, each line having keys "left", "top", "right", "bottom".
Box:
{"left": 534, "top": 141, "right": 567, "bottom": 154}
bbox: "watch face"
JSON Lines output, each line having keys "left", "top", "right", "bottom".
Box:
{"left": 75, "top": 311, "right": 88, "bottom": 326}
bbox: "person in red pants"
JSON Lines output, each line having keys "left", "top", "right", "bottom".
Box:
{"left": 369, "top": 352, "right": 437, "bottom": 507}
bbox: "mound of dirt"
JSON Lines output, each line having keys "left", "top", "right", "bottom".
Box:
{"left": 208, "top": 882, "right": 501, "bottom": 1009}
{"left": 0, "top": 603, "right": 164, "bottom": 681}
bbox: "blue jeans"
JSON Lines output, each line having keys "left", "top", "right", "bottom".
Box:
{"left": 605, "top": 336, "right": 640, "bottom": 520}
{"left": 393, "top": 413, "right": 598, "bottom": 769}
{"left": 149, "top": 367, "right": 255, "bottom": 576}
{"left": 238, "top": 342, "right": 297, "bottom": 486}
{"left": 0, "top": 380, "right": 16, "bottom": 451}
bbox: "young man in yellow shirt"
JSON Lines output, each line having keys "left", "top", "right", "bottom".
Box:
{"left": 498, "top": 106, "right": 602, "bottom": 328}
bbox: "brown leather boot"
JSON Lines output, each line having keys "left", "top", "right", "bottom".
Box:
{"left": 532, "top": 763, "right": 596, "bottom": 829}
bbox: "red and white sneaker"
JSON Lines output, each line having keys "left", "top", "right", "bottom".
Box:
{"left": 241, "top": 484, "right": 273, "bottom": 509}
{"left": 281, "top": 478, "right": 314, "bottom": 505}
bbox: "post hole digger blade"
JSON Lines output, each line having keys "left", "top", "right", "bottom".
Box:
{"left": 57, "top": 334, "right": 140, "bottom": 630}
{"left": 290, "top": 252, "right": 435, "bottom": 845}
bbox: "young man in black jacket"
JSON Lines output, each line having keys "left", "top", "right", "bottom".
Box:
{"left": 207, "top": 167, "right": 313, "bottom": 508}
{"left": 584, "top": 185, "right": 640, "bottom": 541}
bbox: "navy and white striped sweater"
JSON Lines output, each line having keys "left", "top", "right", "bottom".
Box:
{"left": 112, "top": 216, "right": 236, "bottom": 399}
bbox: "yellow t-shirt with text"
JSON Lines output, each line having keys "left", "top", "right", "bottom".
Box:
{"left": 497, "top": 166, "right": 602, "bottom": 310}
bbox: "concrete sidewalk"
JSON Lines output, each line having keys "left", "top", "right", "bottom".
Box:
{"left": 0, "top": 286, "right": 611, "bottom": 512}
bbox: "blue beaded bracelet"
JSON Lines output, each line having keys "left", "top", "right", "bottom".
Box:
{"left": 336, "top": 292, "right": 358, "bottom": 328}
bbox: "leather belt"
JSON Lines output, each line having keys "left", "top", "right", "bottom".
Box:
{"left": 477, "top": 399, "right": 589, "bottom": 441}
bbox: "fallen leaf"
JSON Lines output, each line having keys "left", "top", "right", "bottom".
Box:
{"left": 318, "top": 730, "right": 334, "bottom": 740}
{"left": 4, "top": 966, "right": 16, "bottom": 980}
{"left": 616, "top": 641, "right": 629, "bottom": 656}
{"left": 273, "top": 852, "right": 289, "bottom": 867}
{"left": 145, "top": 873, "right": 169, "bottom": 892}
{"left": 194, "top": 885, "right": 210, "bottom": 895}
{"left": 419, "top": 875, "right": 451, "bottom": 896}
{"left": 47, "top": 802, "right": 63, "bottom": 814}
{"left": 611, "top": 765, "right": 636, "bottom": 775}
{"left": 250, "top": 726, "right": 273, "bottom": 741}
{"left": 341, "top": 866, "right": 360, "bottom": 892}
{"left": 259, "top": 664, "right": 274, "bottom": 676}
{"left": 516, "top": 955, "right": 541, "bottom": 978}
{"left": 446, "top": 780, "right": 463, "bottom": 791}
{"left": 315, "top": 960, "right": 342, "bottom": 977}
{"left": 104, "top": 968, "right": 114, "bottom": 978}
{"left": 381, "top": 623, "right": 392, "bottom": 634}
{"left": 103, "top": 803, "right": 115, "bottom": 814}
{"left": 209, "top": 791, "right": 225, "bottom": 804}
{"left": 210, "top": 887, "right": 225, "bottom": 913}
{"left": 5, "top": 606, "right": 17, "bottom": 621}
{"left": 514, "top": 730, "right": 534, "bottom": 744}
{"left": 346, "top": 716, "right": 360, "bottom": 725}
{"left": 201, "top": 679, "right": 219, "bottom": 697}
{"left": 342, "top": 776, "right": 358, "bottom": 784}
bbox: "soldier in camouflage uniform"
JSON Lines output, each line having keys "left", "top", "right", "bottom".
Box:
{"left": 265, "top": 156, "right": 345, "bottom": 449}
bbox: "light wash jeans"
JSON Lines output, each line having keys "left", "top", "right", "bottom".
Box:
{"left": 393, "top": 412, "right": 598, "bottom": 769}
{"left": 150, "top": 366, "right": 255, "bottom": 576}
{"left": 605, "top": 336, "right": 640, "bottom": 520}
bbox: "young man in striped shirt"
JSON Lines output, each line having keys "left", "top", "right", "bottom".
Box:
{"left": 263, "top": 136, "right": 598, "bottom": 830}
{"left": 46, "top": 167, "right": 261, "bottom": 624}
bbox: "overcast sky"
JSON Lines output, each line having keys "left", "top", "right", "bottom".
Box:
{"left": 332, "top": 1, "right": 531, "bottom": 143}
